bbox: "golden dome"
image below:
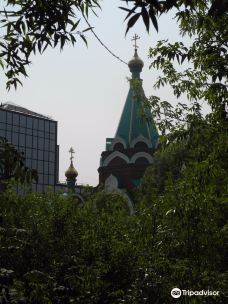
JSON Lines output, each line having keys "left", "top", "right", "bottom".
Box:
{"left": 128, "top": 49, "right": 144, "bottom": 69}
{"left": 65, "top": 161, "right": 78, "bottom": 179}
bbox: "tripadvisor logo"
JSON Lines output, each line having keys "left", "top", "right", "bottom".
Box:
{"left": 171, "top": 288, "right": 181, "bottom": 298}
{"left": 171, "top": 288, "right": 219, "bottom": 298}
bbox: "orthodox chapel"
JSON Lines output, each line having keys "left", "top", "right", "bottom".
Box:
{"left": 98, "top": 38, "right": 159, "bottom": 191}
{"left": 0, "top": 36, "right": 159, "bottom": 197}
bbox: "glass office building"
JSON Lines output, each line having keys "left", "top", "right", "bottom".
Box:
{"left": 0, "top": 102, "right": 59, "bottom": 192}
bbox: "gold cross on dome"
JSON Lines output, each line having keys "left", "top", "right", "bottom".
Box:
{"left": 69, "top": 147, "right": 75, "bottom": 161}
{"left": 132, "top": 34, "right": 140, "bottom": 51}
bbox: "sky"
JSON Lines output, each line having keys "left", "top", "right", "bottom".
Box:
{"left": 1, "top": 1, "right": 190, "bottom": 186}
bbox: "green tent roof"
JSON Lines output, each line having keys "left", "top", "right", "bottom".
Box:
{"left": 113, "top": 50, "right": 159, "bottom": 148}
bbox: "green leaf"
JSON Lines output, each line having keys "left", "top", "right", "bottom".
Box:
{"left": 125, "top": 13, "right": 141, "bottom": 35}
{"left": 71, "top": 19, "right": 80, "bottom": 32}
{"left": 142, "top": 6, "right": 150, "bottom": 33}
{"left": 80, "top": 34, "right": 87, "bottom": 46}
{"left": 149, "top": 7, "right": 158, "bottom": 32}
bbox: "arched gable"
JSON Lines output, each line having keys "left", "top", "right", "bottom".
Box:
{"left": 130, "top": 134, "right": 152, "bottom": 148}
{"left": 130, "top": 152, "right": 153, "bottom": 164}
{"left": 109, "top": 136, "right": 127, "bottom": 151}
{"left": 103, "top": 151, "right": 129, "bottom": 166}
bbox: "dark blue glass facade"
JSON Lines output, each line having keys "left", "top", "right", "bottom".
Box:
{"left": 0, "top": 106, "right": 59, "bottom": 192}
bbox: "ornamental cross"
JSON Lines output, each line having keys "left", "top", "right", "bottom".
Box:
{"left": 132, "top": 34, "right": 140, "bottom": 51}
{"left": 69, "top": 147, "right": 75, "bottom": 162}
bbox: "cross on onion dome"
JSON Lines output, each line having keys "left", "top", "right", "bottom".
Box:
{"left": 131, "top": 34, "right": 140, "bottom": 51}
{"left": 69, "top": 147, "right": 75, "bottom": 162}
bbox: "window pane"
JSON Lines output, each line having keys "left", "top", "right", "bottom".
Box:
{"left": 26, "top": 159, "right": 31, "bottom": 167}
{"left": 44, "top": 139, "right": 49, "bottom": 150}
{"left": 38, "top": 174, "right": 43, "bottom": 184}
{"left": 38, "top": 161, "right": 43, "bottom": 173}
{"left": 49, "top": 152, "right": 55, "bottom": 162}
{"left": 44, "top": 162, "right": 49, "bottom": 174}
{"left": 44, "top": 174, "right": 49, "bottom": 185}
{"left": 20, "top": 127, "right": 26, "bottom": 134}
{"left": 39, "top": 119, "right": 44, "bottom": 131}
{"left": 20, "top": 115, "right": 26, "bottom": 127}
{"left": 6, "top": 131, "right": 11, "bottom": 141}
{"left": 33, "top": 136, "right": 37, "bottom": 149}
{"left": 19, "top": 133, "right": 25, "bottom": 146}
{"left": 12, "top": 133, "right": 19, "bottom": 146}
{"left": 0, "top": 111, "right": 6, "bottom": 123}
{"left": 27, "top": 117, "right": 33, "bottom": 128}
{"left": 38, "top": 150, "right": 43, "bottom": 160}
{"left": 0, "top": 130, "right": 5, "bottom": 137}
{"left": 27, "top": 128, "right": 32, "bottom": 135}
{"left": 44, "top": 151, "right": 49, "bottom": 161}
{"left": 50, "top": 122, "right": 55, "bottom": 133}
{"left": 49, "top": 162, "right": 54, "bottom": 174}
{"left": 31, "top": 159, "right": 37, "bottom": 169}
{"left": 26, "top": 135, "right": 32, "bottom": 148}
{"left": 49, "top": 175, "right": 54, "bottom": 185}
{"left": 50, "top": 140, "right": 55, "bottom": 152}
{"left": 38, "top": 137, "right": 44, "bottom": 149}
{"left": 0, "top": 122, "right": 6, "bottom": 130}
{"left": 32, "top": 149, "right": 37, "bottom": 159}
{"left": 33, "top": 119, "right": 38, "bottom": 129}
{"left": 50, "top": 133, "right": 55, "bottom": 140}
{"left": 7, "top": 112, "right": 12, "bottom": 124}
{"left": 26, "top": 148, "right": 32, "bottom": 158}
{"left": 7, "top": 124, "right": 12, "bottom": 131}
{"left": 13, "top": 113, "right": 19, "bottom": 125}
{"left": 12, "top": 125, "right": 19, "bottom": 132}
{"left": 45, "top": 121, "right": 49, "bottom": 133}
{"left": 38, "top": 131, "right": 44, "bottom": 138}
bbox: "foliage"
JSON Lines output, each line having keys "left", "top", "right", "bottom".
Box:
{"left": 0, "top": 166, "right": 227, "bottom": 303}
{"left": 0, "top": 188, "right": 138, "bottom": 303}
{"left": 148, "top": 13, "right": 228, "bottom": 124}
{"left": 120, "top": 0, "right": 228, "bottom": 34}
{"left": 1, "top": 1, "right": 227, "bottom": 89}
{"left": 0, "top": 137, "right": 37, "bottom": 190}
{"left": 0, "top": 0, "right": 227, "bottom": 303}
{"left": 130, "top": 0, "right": 228, "bottom": 302}
{"left": 0, "top": 0, "right": 100, "bottom": 89}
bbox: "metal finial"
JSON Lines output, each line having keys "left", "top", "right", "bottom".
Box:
{"left": 69, "top": 147, "right": 75, "bottom": 162}
{"left": 131, "top": 34, "right": 140, "bottom": 51}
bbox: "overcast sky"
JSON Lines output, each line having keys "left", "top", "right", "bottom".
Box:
{"left": 1, "top": 1, "right": 193, "bottom": 186}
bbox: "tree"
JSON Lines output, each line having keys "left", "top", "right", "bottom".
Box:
{"left": 134, "top": 1, "right": 228, "bottom": 300}
{"left": 0, "top": 188, "right": 142, "bottom": 303}
{"left": 0, "top": 137, "right": 38, "bottom": 190}
{"left": 0, "top": 0, "right": 100, "bottom": 89}
{"left": 0, "top": 174, "right": 227, "bottom": 303}
{"left": 0, "top": 1, "right": 227, "bottom": 302}
{"left": 1, "top": 1, "right": 228, "bottom": 90}
{"left": 121, "top": 0, "right": 228, "bottom": 34}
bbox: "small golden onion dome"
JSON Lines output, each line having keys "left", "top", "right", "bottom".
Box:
{"left": 128, "top": 49, "right": 144, "bottom": 69}
{"left": 65, "top": 161, "right": 78, "bottom": 179}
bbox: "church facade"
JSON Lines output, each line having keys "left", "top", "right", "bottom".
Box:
{"left": 98, "top": 43, "right": 159, "bottom": 191}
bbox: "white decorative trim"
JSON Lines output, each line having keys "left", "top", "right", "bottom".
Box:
{"left": 75, "top": 193, "right": 85, "bottom": 205}
{"left": 130, "top": 152, "right": 153, "bottom": 164}
{"left": 109, "top": 136, "right": 127, "bottom": 151}
{"left": 103, "top": 151, "right": 129, "bottom": 166}
{"left": 130, "top": 134, "right": 152, "bottom": 148}
{"left": 104, "top": 174, "right": 119, "bottom": 191}
{"left": 129, "top": 90, "right": 134, "bottom": 144}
